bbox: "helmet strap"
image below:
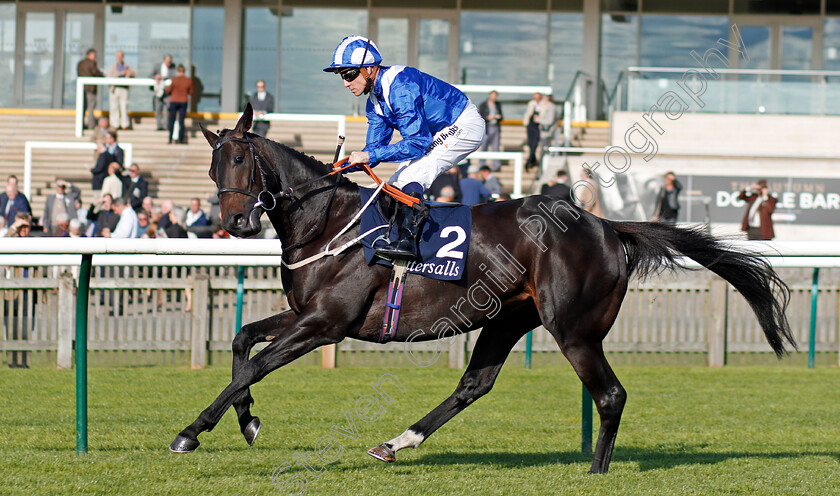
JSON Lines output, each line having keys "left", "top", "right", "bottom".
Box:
{"left": 362, "top": 66, "right": 376, "bottom": 95}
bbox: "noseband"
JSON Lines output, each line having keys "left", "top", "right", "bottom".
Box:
{"left": 214, "top": 134, "right": 287, "bottom": 213}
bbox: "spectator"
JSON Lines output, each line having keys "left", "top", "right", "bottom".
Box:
{"left": 157, "top": 199, "right": 175, "bottom": 231}
{"left": 77, "top": 48, "right": 104, "bottom": 130}
{"left": 41, "top": 179, "right": 80, "bottom": 235}
{"left": 122, "top": 163, "right": 149, "bottom": 211}
{"left": 479, "top": 166, "right": 503, "bottom": 197}
{"left": 142, "top": 220, "right": 159, "bottom": 239}
{"left": 4, "top": 212, "right": 31, "bottom": 238}
{"left": 111, "top": 197, "right": 139, "bottom": 238}
{"left": 651, "top": 171, "right": 683, "bottom": 224}
{"left": 478, "top": 90, "right": 503, "bottom": 171}
{"left": 51, "top": 213, "right": 71, "bottom": 237}
{"left": 151, "top": 55, "right": 176, "bottom": 131}
{"left": 436, "top": 186, "right": 456, "bottom": 203}
{"left": 739, "top": 179, "right": 777, "bottom": 240}
{"left": 164, "top": 207, "right": 188, "bottom": 238}
{"left": 136, "top": 211, "right": 150, "bottom": 237}
{"left": 250, "top": 79, "right": 275, "bottom": 137}
{"left": 185, "top": 197, "right": 211, "bottom": 238}
{"left": 91, "top": 116, "right": 112, "bottom": 161}
{"left": 541, "top": 169, "right": 573, "bottom": 204}
{"left": 101, "top": 162, "right": 125, "bottom": 201}
{"left": 460, "top": 166, "right": 492, "bottom": 206}
{"left": 0, "top": 175, "right": 31, "bottom": 226}
{"left": 141, "top": 196, "right": 154, "bottom": 217}
{"left": 0, "top": 217, "right": 6, "bottom": 237}
{"left": 4, "top": 212, "right": 34, "bottom": 368}
{"left": 90, "top": 129, "right": 123, "bottom": 194}
{"left": 68, "top": 218, "right": 84, "bottom": 238}
{"left": 523, "top": 92, "right": 556, "bottom": 170}
{"left": 87, "top": 193, "right": 119, "bottom": 237}
{"left": 107, "top": 50, "right": 136, "bottom": 130}
{"left": 74, "top": 197, "right": 89, "bottom": 235}
{"left": 166, "top": 64, "right": 193, "bottom": 144}
{"left": 427, "top": 166, "right": 462, "bottom": 203}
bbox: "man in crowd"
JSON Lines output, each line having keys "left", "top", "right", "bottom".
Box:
{"left": 87, "top": 193, "right": 119, "bottom": 237}
{"left": 651, "top": 171, "right": 683, "bottom": 225}
{"left": 90, "top": 130, "right": 123, "bottom": 195}
{"left": 460, "top": 166, "right": 492, "bottom": 206}
{"left": 0, "top": 175, "right": 31, "bottom": 226}
{"left": 107, "top": 50, "right": 136, "bottom": 130}
{"left": 166, "top": 65, "right": 193, "bottom": 144}
{"left": 541, "top": 169, "right": 573, "bottom": 204}
{"left": 479, "top": 166, "right": 503, "bottom": 197}
{"left": 40, "top": 179, "right": 80, "bottom": 235}
{"left": 101, "top": 162, "right": 125, "bottom": 201}
{"left": 250, "top": 80, "right": 275, "bottom": 137}
{"left": 111, "top": 197, "right": 139, "bottom": 238}
{"left": 122, "top": 163, "right": 148, "bottom": 211}
{"left": 739, "top": 179, "right": 777, "bottom": 240}
{"left": 186, "top": 197, "right": 211, "bottom": 238}
{"left": 151, "top": 54, "right": 176, "bottom": 131}
{"left": 77, "top": 48, "right": 104, "bottom": 130}
{"left": 478, "top": 90, "right": 503, "bottom": 171}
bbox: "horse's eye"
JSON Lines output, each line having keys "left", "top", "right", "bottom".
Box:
{"left": 233, "top": 155, "right": 245, "bottom": 164}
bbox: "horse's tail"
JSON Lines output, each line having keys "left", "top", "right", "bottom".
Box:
{"left": 609, "top": 221, "right": 795, "bottom": 357}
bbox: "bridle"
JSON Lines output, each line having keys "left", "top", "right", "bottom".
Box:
{"left": 213, "top": 132, "right": 345, "bottom": 250}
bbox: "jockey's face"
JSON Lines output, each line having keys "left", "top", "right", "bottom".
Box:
{"left": 342, "top": 67, "right": 373, "bottom": 97}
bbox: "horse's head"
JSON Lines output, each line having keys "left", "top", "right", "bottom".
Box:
{"left": 202, "top": 103, "right": 270, "bottom": 238}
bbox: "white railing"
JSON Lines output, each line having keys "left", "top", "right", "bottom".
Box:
{"left": 75, "top": 77, "right": 161, "bottom": 137}
{"left": 24, "top": 141, "right": 134, "bottom": 200}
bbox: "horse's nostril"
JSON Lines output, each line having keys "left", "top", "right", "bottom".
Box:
{"left": 232, "top": 214, "right": 246, "bottom": 228}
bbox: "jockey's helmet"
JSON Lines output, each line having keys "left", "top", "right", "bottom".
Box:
{"left": 323, "top": 36, "right": 382, "bottom": 72}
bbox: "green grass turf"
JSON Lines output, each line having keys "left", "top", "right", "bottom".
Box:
{"left": 1, "top": 364, "right": 838, "bottom": 495}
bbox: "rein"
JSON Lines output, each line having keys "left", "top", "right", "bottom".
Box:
{"left": 214, "top": 133, "right": 419, "bottom": 252}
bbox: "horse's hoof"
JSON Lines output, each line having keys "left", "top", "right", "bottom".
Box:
{"left": 367, "top": 444, "right": 396, "bottom": 463}
{"left": 169, "top": 434, "right": 200, "bottom": 453}
{"left": 243, "top": 417, "right": 261, "bottom": 446}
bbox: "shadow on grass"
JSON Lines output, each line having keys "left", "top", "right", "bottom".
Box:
{"left": 387, "top": 447, "right": 840, "bottom": 471}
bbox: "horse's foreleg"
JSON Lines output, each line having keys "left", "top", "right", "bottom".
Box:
{"left": 230, "top": 310, "right": 298, "bottom": 446}
{"left": 561, "top": 339, "right": 626, "bottom": 474}
{"left": 170, "top": 319, "right": 338, "bottom": 453}
{"left": 368, "top": 319, "right": 531, "bottom": 463}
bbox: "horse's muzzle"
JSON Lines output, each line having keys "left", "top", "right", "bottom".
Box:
{"left": 223, "top": 208, "right": 262, "bottom": 238}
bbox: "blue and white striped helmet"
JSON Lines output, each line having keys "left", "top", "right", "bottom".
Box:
{"left": 323, "top": 36, "right": 382, "bottom": 72}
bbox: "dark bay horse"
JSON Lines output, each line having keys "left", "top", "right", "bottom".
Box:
{"left": 169, "top": 105, "right": 795, "bottom": 474}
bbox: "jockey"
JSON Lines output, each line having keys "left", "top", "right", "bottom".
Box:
{"left": 325, "top": 35, "right": 485, "bottom": 261}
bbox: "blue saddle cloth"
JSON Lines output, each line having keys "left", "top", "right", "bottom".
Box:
{"left": 359, "top": 186, "right": 471, "bottom": 281}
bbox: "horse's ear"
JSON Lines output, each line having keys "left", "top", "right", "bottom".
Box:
{"left": 200, "top": 122, "right": 219, "bottom": 148}
{"left": 235, "top": 103, "right": 254, "bottom": 134}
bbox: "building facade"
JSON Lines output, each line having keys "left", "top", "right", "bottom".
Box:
{"left": 2, "top": 0, "right": 840, "bottom": 115}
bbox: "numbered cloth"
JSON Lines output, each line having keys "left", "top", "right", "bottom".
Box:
{"left": 359, "top": 186, "right": 471, "bottom": 281}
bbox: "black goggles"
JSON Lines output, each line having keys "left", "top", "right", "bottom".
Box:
{"left": 338, "top": 68, "right": 361, "bottom": 81}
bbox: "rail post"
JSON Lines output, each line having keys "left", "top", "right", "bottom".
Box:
{"left": 235, "top": 266, "right": 245, "bottom": 335}
{"left": 75, "top": 254, "right": 92, "bottom": 456}
{"left": 808, "top": 268, "right": 820, "bottom": 369}
{"left": 190, "top": 274, "right": 209, "bottom": 369}
{"left": 57, "top": 271, "right": 75, "bottom": 369}
{"left": 709, "top": 278, "right": 728, "bottom": 367}
{"left": 524, "top": 330, "right": 533, "bottom": 369}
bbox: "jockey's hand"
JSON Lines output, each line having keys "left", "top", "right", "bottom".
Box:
{"left": 340, "top": 151, "right": 370, "bottom": 174}
{"left": 349, "top": 151, "right": 370, "bottom": 165}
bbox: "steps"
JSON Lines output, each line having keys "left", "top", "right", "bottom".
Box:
{"left": 0, "top": 113, "right": 609, "bottom": 220}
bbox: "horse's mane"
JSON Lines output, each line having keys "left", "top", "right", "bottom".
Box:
{"left": 217, "top": 129, "right": 353, "bottom": 187}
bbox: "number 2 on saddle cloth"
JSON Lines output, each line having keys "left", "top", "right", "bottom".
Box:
{"left": 332, "top": 159, "right": 473, "bottom": 343}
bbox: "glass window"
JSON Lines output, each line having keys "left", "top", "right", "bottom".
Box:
{"left": 549, "top": 13, "right": 583, "bottom": 103}
{"left": 601, "top": 14, "right": 637, "bottom": 94}
{"left": 23, "top": 12, "right": 55, "bottom": 107}
{"left": 242, "top": 7, "right": 277, "bottom": 112}
{"left": 640, "top": 15, "right": 730, "bottom": 68}
{"left": 278, "top": 8, "right": 367, "bottom": 114}
{"left": 63, "top": 13, "right": 96, "bottom": 108}
{"left": 733, "top": 0, "right": 819, "bottom": 15}
{"left": 642, "top": 0, "right": 728, "bottom": 14}
{"left": 459, "top": 11, "right": 548, "bottom": 86}
{"left": 105, "top": 6, "right": 191, "bottom": 112}
{"left": 824, "top": 18, "right": 840, "bottom": 72}
{"left": 0, "top": 3, "right": 16, "bottom": 108}
{"left": 191, "top": 7, "right": 224, "bottom": 112}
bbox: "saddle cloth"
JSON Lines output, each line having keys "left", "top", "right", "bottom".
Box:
{"left": 359, "top": 186, "right": 471, "bottom": 281}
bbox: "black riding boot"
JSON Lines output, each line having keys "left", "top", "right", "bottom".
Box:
{"left": 375, "top": 195, "right": 428, "bottom": 261}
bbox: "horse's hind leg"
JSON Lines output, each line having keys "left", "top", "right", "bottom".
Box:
{"left": 230, "top": 310, "right": 298, "bottom": 446}
{"left": 561, "top": 339, "right": 626, "bottom": 474}
{"left": 368, "top": 315, "right": 535, "bottom": 463}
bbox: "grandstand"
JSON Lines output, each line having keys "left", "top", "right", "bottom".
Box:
{"left": 0, "top": 111, "right": 608, "bottom": 220}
